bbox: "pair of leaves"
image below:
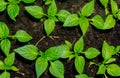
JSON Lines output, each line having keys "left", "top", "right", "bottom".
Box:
{"left": 97, "top": 64, "right": 120, "bottom": 76}
{"left": 0, "top": 53, "right": 18, "bottom": 71}
{"left": 36, "top": 59, "right": 64, "bottom": 78}
{"left": 63, "top": 0, "right": 94, "bottom": 35}
{"left": 73, "top": 37, "right": 100, "bottom": 59}
{"left": 91, "top": 14, "right": 116, "bottom": 29}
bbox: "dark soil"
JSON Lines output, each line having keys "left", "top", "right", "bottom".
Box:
{"left": 0, "top": 0, "right": 120, "bottom": 78}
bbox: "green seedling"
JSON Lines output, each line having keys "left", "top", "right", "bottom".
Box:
{"left": 64, "top": 37, "right": 100, "bottom": 78}
{"left": 0, "top": 0, "right": 35, "bottom": 21}
{"left": 25, "top": 0, "right": 71, "bottom": 36}
{"left": 63, "top": 0, "right": 94, "bottom": 35}
{"left": 0, "top": 53, "right": 18, "bottom": 78}
{"left": 0, "top": 22, "right": 32, "bottom": 56}
{"left": 14, "top": 44, "right": 71, "bottom": 78}
{"left": 90, "top": 41, "right": 120, "bottom": 78}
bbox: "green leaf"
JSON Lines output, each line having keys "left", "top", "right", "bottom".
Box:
{"left": 22, "top": 0, "right": 35, "bottom": 3}
{"left": 45, "top": 46, "right": 61, "bottom": 60}
{"left": 0, "top": 0, "right": 7, "bottom": 12}
{"left": 81, "top": 0, "right": 94, "bottom": 17}
{"left": 14, "top": 30, "right": 32, "bottom": 42}
{"left": 107, "top": 64, "right": 120, "bottom": 76}
{"left": 0, "top": 72, "right": 10, "bottom": 78}
{"left": 75, "top": 74, "right": 89, "bottom": 78}
{"left": 91, "top": 15, "right": 104, "bottom": 29}
{"left": 1, "top": 39, "right": 11, "bottom": 56}
{"left": 44, "top": 19, "right": 55, "bottom": 36}
{"left": 65, "top": 40, "right": 72, "bottom": 48}
{"left": 25, "top": 6, "right": 44, "bottom": 19}
{"left": 84, "top": 47, "right": 100, "bottom": 59}
{"left": 49, "top": 60, "right": 64, "bottom": 78}
{"left": 75, "top": 56, "right": 85, "bottom": 74}
{"left": 63, "top": 14, "right": 79, "bottom": 27}
{"left": 102, "top": 41, "right": 113, "bottom": 60}
{"left": 14, "top": 45, "right": 38, "bottom": 60}
{"left": 105, "top": 58, "right": 116, "bottom": 64}
{"left": 4, "top": 53, "right": 15, "bottom": 66}
{"left": 36, "top": 57, "right": 48, "bottom": 78}
{"left": 57, "top": 10, "right": 71, "bottom": 22}
{"left": 117, "top": 10, "right": 120, "bottom": 20}
{"left": 11, "top": 66, "right": 18, "bottom": 71}
{"left": 79, "top": 17, "right": 89, "bottom": 35}
{"left": 102, "top": 15, "right": 116, "bottom": 29}
{"left": 56, "top": 45, "right": 71, "bottom": 58}
{"left": 0, "top": 22, "right": 9, "bottom": 38}
{"left": 97, "top": 64, "right": 106, "bottom": 74}
{"left": 74, "top": 37, "right": 84, "bottom": 53}
{"left": 100, "top": 0, "right": 108, "bottom": 8}
{"left": 48, "top": 0, "right": 57, "bottom": 16}
{"left": 0, "top": 60, "right": 5, "bottom": 70}
{"left": 7, "top": 4, "right": 19, "bottom": 21}
{"left": 111, "top": 0, "right": 118, "bottom": 15}
{"left": 8, "top": 0, "right": 18, "bottom": 2}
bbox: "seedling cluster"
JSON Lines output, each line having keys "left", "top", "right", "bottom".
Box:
{"left": 0, "top": 0, "right": 120, "bottom": 78}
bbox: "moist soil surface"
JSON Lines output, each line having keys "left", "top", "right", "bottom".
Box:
{"left": 0, "top": 0, "right": 120, "bottom": 78}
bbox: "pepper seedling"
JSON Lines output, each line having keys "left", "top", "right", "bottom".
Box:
{"left": 64, "top": 37, "right": 100, "bottom": 78}
{"left": 0, "top": 22, "right": 32, "bottom": 56}
{"left": 14, "top": 44, "right": 71, "bottom": 78}
{"left": 0, "top": 0, "right": 35, "bottom": 21}
{"left": 0, "top": 53, "right": 18, "bottom": 78}
{"left": 25, "top": 0, "right": 71, "bottom": 36}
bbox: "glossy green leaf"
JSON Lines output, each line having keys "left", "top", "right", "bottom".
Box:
{"left": 0, "top": 60, "right": 5, "bottom": 70}
{"left": 97, "top": 64, "right": 106, "bottom": 74}
{"left": 63, "top": 14, "right": 79, "bottom": 27}
{"left": 0, "top": 72, "right": 10, "bottom": 78}
{"left": 0, "top": 22, "right": 9, "bottom": 38}
{"left": 48, "top": 0, "right": 57, "bottom": 16}
{"left": 91, "top": 15, "right": 104, "bottom": 29}
{"left": 102, "top": 41, "right": 113, "bottom": 60}
{"left": 81, "top": 0, "right": 94, "bottom": 17}
{"left": 45, "top": 46, "right": 58, "bottom": 61}
{"left": 22, "top": 0, "right": 35, "bottom": 3}
{"left": 79, "top": 17, "right": 89, "bottom": 35}
{"left": 100, "top": 0, "right": 108, "bottom": 8}
{"left": 11, "top": 66, "right": 18, "bottom": 71}
{"left": 56, "top": 45, "right": 71, "bottom": 58}
{"left": 57, "top": 10, "right": 71, "bottom": 22}
{"left": 25, "top": 6, "right": 44, "bottom": 19}
{"left": 36, "top": 57, "right": 48, "bottom": 78}
{"left": 105, "top": 58, "right": 116, "bottom": 64}
{"left": 7, "top": 4, "right": 19, "bottom": 21}
{"left": 75, "top": 74, "right": 89, "bottom": 78}
{"left": 102, "top": 15, "right": 115, "bottom": 29}
{"left": 14, "top": 30, "right": 32, "bottom": 42}
{"left": 8, "top": 0, "right": 18, "bottom": 2}
{"left": 4, "top": 53, "right": 15, "bottom": 66}
{"left": 84, "top": 47, "right": 100, "bottom": 59}
{"left": 14, "top": 45, "right": 38, "bottom": 60}
{"left": 1, "top": 39, "right": 11, "bottom": 56}
{"left": 107, "top": 64, "right": 120, "bottom": 76}
{"left": 74, "top": 37, "right": 84, "bottom": 53}
{"left": 0, "top": 0, "right": 7, "bottom": 12}
{"left": 75, "top": 56, "right": 85, "bottom": 74}
{"left": 111, "top": 0, "right": 118, "bottom": 15}
{"left": 45, "top": 0, "right": 52, "bottom": 5}
{"left": 49, "top": 60, "right": 64, "bottom": 78}
{"left": 44, "top": 19, "right": 55, "bottom": 36}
